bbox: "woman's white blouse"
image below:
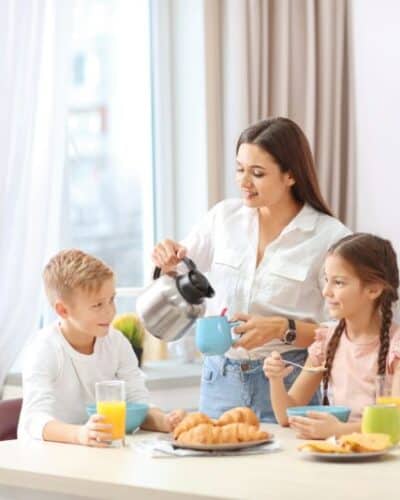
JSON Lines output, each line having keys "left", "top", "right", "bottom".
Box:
{"left": 181, "top": 199, "right": 350, "bottom": 360}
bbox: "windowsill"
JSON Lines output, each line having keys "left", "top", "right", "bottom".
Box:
{"left": 4, "top": 359, "right": 202, "bottom": 394}
{"left": 141, "top": 359, "right": 202, "bottom": 389}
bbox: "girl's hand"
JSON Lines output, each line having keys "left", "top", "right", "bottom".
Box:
{"left": 165, "top": 409, "right": 187, "bottom": 432}
{"left": 77, "top": 414, "right": 112, "bottom": 447}
{"left": 232, "top": 314, "right": 286, "bottom": 350}
{"left": 288, "top": 412, "right": 342, "bottom": 439}
{"left": 263, "top": 351, "right": 294, "bottom": 380}
{"left": 151, "top": 239, "right": 187, "bottom": 274}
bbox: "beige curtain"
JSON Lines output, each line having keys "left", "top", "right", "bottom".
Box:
{"left": 206, "top": 0, "right": 356, "bottom": 226}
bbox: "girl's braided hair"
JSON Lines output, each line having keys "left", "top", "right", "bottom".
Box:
{"left": 322, "top": 233, "right": 399, "bottom": 405}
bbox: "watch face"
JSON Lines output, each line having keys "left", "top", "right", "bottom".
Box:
{"left": 285, "top": 329, "right": 296, "bottom": 344}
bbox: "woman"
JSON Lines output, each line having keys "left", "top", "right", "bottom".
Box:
{"left": 152, "top": 117, "right": 350, "bottom": 422}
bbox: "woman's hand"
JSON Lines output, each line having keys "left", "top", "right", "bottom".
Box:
{"left": 77, "top": 414, "right": 112, "bottom": 447}
{"left": 151, "top": 239, "right": 187, "bottom": 274}
{"left": 232, "top": 314, "right": 286, "bottom": 350}
{"left": 288, "top": 412, "right": 342, "bottom": 439}
{"left": 263, "top": 351, "right": 294, "bottom": 380}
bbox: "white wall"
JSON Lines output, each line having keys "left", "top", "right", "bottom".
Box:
{"left": 353, "top": 0, "right": 400, "bottom": 251}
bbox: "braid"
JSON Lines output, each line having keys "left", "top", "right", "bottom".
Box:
{"left": 377, "top": 293, "right": 394, "bottom": 375}
{"left": 322, "top": 319, "right": 346, "bottom": 405}
{"left": 377, "top": 239, "right": 399, "bottom": 375}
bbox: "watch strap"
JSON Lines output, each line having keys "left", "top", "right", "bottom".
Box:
{"left": 281, "top": 318, "right": 297, "bottom": 345}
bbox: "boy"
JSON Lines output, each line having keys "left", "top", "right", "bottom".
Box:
{"left": 18, "top": 249, "right": 185, "bottom": 446}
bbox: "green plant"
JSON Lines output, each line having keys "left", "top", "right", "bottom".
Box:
{"left": 112, "top": 313, "right": 145, "bottom": 349}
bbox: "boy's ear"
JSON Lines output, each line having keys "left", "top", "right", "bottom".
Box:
{"left": 54, "top": 300, "right": 69, "bottom": 318}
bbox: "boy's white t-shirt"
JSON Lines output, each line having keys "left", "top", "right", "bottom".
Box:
{"left": 18, "top": 322, "right": 151, "bottom": 441}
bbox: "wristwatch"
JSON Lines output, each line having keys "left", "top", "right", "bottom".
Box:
{"left": 281, "top": 319, "right": 297, "bottom": 345}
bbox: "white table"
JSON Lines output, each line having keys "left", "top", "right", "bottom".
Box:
{"left": 0, "top": 424, "right": 398, "bottom": 500}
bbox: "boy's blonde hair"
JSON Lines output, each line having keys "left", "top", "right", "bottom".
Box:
{"left": 43, "top": 249, "right": 114, "bottom": 305}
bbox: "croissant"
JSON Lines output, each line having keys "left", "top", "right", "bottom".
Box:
{"left": 218, "top": 423, "right": 268, "bottom": 443}
{"left": 177, "top": 423, "right": 269, "bottom": 445}
{"left": 216, "top": 407, "right": 259, "bottom": 428}
{"left": 178, "top": 423, "right": 215, "bottom": 445}
{"left": 177, "top": 424, "right": 235, "bottom": 445}
{"left": 172, "top": 412, "right": 213, "bottom": 439}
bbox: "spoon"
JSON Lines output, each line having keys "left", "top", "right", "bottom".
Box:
{"left": 284, "top": 359, "right": 326, "bottom": 373}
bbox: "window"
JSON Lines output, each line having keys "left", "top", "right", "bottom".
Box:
{"left": 7, "top": 0, "right": 153, "bottom": 377}
{"left": 67, "top": 0, "right": 154, "bottom": 288}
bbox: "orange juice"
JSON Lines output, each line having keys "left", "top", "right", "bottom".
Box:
{"left": 377, "top": 396, "right": 400, "bottom": 407}
{"left": 96, "top": 400, "right": 126, "bottom": 439}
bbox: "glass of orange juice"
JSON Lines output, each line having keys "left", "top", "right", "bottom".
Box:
{"left": 376, "top": 375, "right": 400, "bottom": 407}
{"left": 95, "top": 380, "right": 126, "bottom": 447}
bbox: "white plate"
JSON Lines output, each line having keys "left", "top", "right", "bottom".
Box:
{"left": 172, "top": 436, "right": 274, "bottom": 452}
{"left": 300, "top": 449, "right": 393, "bottom": 461}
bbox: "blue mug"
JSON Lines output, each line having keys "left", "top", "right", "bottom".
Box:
{"left": 195, "top": 316, "right": 241, "bottom": 355}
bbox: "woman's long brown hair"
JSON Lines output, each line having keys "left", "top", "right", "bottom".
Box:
{"left": 236, "top": 117, "right": 333, "bottom": 216}
{"left": 322, "top": 233, "right": 399, "bottom": 404}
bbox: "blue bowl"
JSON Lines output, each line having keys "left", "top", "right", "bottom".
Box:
{"left": 86, "top": 402, "right": 149, "bottom": 433}
{"left": 286, "top": 405, "right": 351, "bottom": 423}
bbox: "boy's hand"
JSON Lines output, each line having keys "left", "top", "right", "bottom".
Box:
{"left": 263, "top": 351, "right": 293, "bottom": 379}
{"left": 165, "top": 409, "right": 186, "bottom": 432}
{"left": 289, "top": 412, "right": 341, "bottom": 439}
{"left": 77, "top": 414, "right": 112, "bottom": 447}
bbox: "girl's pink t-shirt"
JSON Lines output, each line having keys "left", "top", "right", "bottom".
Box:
{"left": 308, "top": 323, "right": 400, "bottom": 421}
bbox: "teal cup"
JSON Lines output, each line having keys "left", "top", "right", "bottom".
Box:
{"left": 195, "top": 316, "right": 241, "bottom": 355}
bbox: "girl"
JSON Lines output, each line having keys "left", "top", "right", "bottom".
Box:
{"left": 151, "top": 117, "right": 349, "bottom": 422}
{"left": 264, "top": 233, "right": 400, "bottom": 438}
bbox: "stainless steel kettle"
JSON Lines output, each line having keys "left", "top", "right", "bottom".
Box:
{"left": 136, "top": 257, "right": 215, "bottom": 342}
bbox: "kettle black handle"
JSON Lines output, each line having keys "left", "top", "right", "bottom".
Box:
{"left": 153, "top": 257, "right": 196, "bottom": 280}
